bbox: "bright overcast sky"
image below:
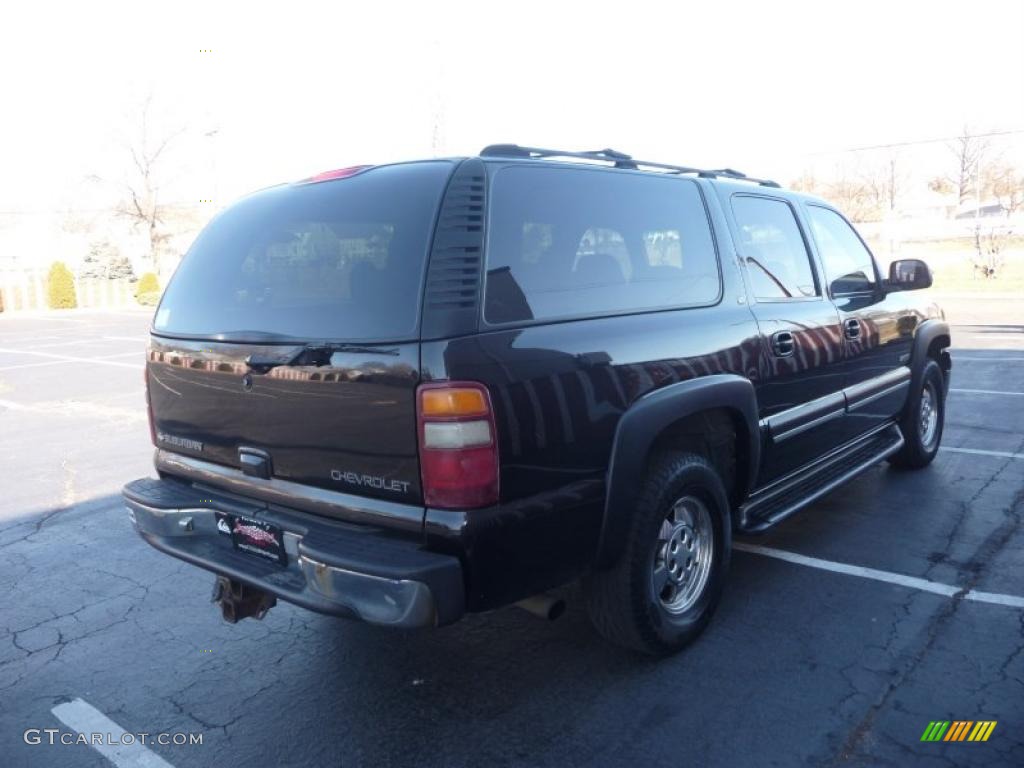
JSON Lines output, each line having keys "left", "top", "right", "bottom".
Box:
{"left": 2, "top": 0, "right": 1022, "bottom": 211}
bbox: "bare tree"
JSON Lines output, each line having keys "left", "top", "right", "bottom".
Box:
{"left": 825, "top": 177, "right": 878, "bottom": 222}
{"left": 790, "top": 170, "right": 878, "bottom": 222}
{"left": 981, "top": 161, "right": 1024, "bottom": 217}
{"left": 970, "top": 224, "right": 1010, "bottom": 279}
{"left": 860, "top": 152, "right": 905, "bottom": 217}
{"left": 113, "top": 95, "right": 186, "bottom": 272}
{"left": 927, "top": 176, "right": 953, "bottom": 195}
{"left": 789, "top": 170, "right": 823, "bottom": 196}
{"left": 945, "top": 127, "right": 988, "bottom": 207}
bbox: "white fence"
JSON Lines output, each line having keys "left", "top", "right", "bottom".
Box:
{"left": 857, "top": 217, "right": 1018, "bottom": 245}
{"left": 0, "top": 271, "right": 139, "bottom": 312}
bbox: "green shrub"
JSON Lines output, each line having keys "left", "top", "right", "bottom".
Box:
{"left": 136, "top": 290, "right": 161, "bottom": 306}
{"left": 46, "top": 262, "right": 78, "bottom": 309}
{"left": 136, "top": 272, "right": 160, "bottom": 297}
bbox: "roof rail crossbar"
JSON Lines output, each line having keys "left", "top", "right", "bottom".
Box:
{"left": 480, "top": 144, "right": 640, "bottom": 169}
{"left": 479, "top": 144, "right": 780, "bottom": 187}
{"left": 698, "top": 168, "right": 746, "bottom": 178}
{"left": 700, "top": 167, "right": 781, "bottom": 188}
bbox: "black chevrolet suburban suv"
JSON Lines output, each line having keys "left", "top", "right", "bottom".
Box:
{"left": 124, "top": 145, "right": 950, "bottom": 655}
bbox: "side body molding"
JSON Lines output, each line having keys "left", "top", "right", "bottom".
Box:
{"left": 909, "top": 319, "right": 951, "bottom": 396}
{"left": 595, "top": 374, "right": 761, "bottom": 569}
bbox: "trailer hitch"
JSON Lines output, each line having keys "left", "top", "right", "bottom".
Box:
{"left": 211, "top": 576, "right": 276, "bottom": 623}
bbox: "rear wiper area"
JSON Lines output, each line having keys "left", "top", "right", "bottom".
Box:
{"left": 246, "top": 343, "right": 400, "bottom": 373}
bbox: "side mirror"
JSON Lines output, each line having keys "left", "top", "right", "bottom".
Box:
{"left": 887, "top": 259, "right": 932, "bottom": 292}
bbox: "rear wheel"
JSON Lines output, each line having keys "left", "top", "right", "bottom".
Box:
{"left": 584, "top": 452, "right": 731, "bottom": 655}
{"left": 890, "top": 359, "right": 945, "bottom": 469}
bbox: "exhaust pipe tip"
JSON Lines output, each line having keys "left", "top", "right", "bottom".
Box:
{"left": 546, "top": 599, "right": 566, "bottom": 621}
{"left": 515, "top": 593, "right": 566, "bottom": 621}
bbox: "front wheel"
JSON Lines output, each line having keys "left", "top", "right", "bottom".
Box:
{"left": 890, "top": 358, "right": 945, "bottom": 469}
{"left": 584, "top": 452, "right": 731, "bottom": 656}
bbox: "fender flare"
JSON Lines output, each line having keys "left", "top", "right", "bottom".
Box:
{"left": 909, "top": 319, "right": 951, "bottom": 398}
{"left": 595, "top": 374, "right": 761, "bottom": 569}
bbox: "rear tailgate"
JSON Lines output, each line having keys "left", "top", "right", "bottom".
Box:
{"left": 147, "top": 339, "right": 422, "bottom": 502}
{"left": 147, "top": 161, "right": 456, "bottom": 506}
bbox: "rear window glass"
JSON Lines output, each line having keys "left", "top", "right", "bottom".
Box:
{"left": 484, "top": 166, "right": 720, "bottom": 324}
{"left": 154, "top": 162, "right": 452, "bottom": 341}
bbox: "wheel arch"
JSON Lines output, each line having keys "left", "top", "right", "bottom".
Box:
{"left": 595, "top": 374, "right": 760, "bottom": 569}
{"left": 911, "top": 319, "right": 951, "bottom": 397}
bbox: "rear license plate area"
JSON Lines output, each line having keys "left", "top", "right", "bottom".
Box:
{"left": 215, "top": 512, "right": 286, "bottom": 566}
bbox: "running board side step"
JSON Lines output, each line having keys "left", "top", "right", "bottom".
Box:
{"left": 739, "top": 424, "right": 904, "bottom": 533}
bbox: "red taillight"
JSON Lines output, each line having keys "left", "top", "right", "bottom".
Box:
{"left": 417, "top": 381, "right": 499, "bottom": 509}
{"left": 144, "top": 361, "right": 156, "bottom": 446}
{"left": 299, "top": 165, "right": 374, "bottom": 184}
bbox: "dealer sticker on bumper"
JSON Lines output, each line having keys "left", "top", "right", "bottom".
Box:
{"left": 215, "top": 512, "right": 286, "bottom": 566}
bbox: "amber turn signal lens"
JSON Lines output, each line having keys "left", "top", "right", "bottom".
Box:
{"left": 420, "top": 387, "right": 488, "bottom": 417}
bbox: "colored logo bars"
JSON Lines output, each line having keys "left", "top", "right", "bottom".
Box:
{"left": 921, "top": 721, "right": 997, "bottom": 742}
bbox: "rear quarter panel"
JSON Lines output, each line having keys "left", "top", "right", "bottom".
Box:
{"left": 421, "top": 181, "right": 764, "bottom": 607}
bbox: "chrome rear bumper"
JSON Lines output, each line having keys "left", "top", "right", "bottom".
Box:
{"left": 123, "top": 477, "right": 464, "bottom": 628}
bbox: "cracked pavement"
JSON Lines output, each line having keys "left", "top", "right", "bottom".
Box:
{"left": 0, "top": 305, "right": 1022, "bottom": 767}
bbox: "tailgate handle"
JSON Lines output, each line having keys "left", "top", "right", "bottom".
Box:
{"left": 238, "top": 447, "right": 272, "bottom": 479}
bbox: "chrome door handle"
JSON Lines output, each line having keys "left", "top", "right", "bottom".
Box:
{"left": 844, "top": 318, "right": 861, "bottom": 340}
{"left": 771, "top": 330, "right": 795, "bottom": 357}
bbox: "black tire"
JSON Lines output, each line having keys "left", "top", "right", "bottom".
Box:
{"left": 583, "top": 452, "right": 731, "bottom": 656}
{"left": 889, "top": 358, "right": 945, "bottom": 469}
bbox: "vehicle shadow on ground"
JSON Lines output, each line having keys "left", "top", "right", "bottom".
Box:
{"left": 1, "top": 491, "right": 777, "bottom": 766}
{"left": 274, "top": 581, "right": 767, "bottom": 767}
{"left": 5, "top": 348, "right": 1021, "bottom": 768}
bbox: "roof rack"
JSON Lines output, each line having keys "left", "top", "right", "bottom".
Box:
{"left": 479, "top": 144, "right": 781, "bottom": 188}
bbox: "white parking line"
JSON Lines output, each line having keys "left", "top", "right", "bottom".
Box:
{"left": 0, "top": 322, "right": 143, "bottom": 342}
{"left": 94, "top": 309, "right": 155, "bottom": 317}
{"left": 959, "top": 333, "right": 1024, "bottom": 340}
{"left": 0, "top": 359, "right": 81, "bottom": 372}
{"left": 951, "top": 388, "right": 1024, "bottom": 397}
{"left": 952, "top": 358, "right": 1024, "bottom": 364}
{"left": 29, "top": 337, "right": 145, "bottom": 349}
{"left": 51, "top": 698, "right": 174, "bottom": 768}
{"left": 940, "top": 446, "right": 1024, "bottom": 460}
{"left": 0, "top": 347, "right": 142, "bottom": 369}
{"left": 0, "top": 396, "right": 146, "bottom": 422}
{"left": 734, "top": 543, "right": 1024, "bottom": 609}
{"left": 0, "top": 322, "right": 104, "bottom": 336}
{"left": 0, "top": 351, "right": 142, "bottom": 371}
{"left": 31, "top": 338, "right": 115, "bottom": 349}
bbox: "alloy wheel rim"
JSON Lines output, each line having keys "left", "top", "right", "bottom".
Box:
{"left": 919, "top": 383, "right": 939, "bottom": 449}
{"left": 653, "top": 495, "right": 714, "bottom": 614}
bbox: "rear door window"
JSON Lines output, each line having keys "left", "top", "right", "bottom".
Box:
{"left": 731, "top": 195, "right": 819, "bottom": 300}
{"left": 154, "top": 162, "right": 453, "bottom": 341}
{"left": 484, "top": 166, "right": 720, "bottom": 324}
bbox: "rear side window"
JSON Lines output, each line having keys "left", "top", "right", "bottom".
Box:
{"left": 805, "top": 205, "right": 877, "bottom": 295}
{"left": 731, "top": 195, "right": 818, "bottom": 300}
{"left": 154, "top": 162, "right": 453, "bottom": 341}
{"left": 484, "top": 166, "right": 720, "bottom": 324}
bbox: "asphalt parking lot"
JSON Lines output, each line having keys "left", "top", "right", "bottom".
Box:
{"left": 0, "top": 299, "right": 1021, "bottom": 768}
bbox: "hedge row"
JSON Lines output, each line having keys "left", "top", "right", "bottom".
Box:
{"left": 38, "top": 264, "right": 161, "bottom": 310}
